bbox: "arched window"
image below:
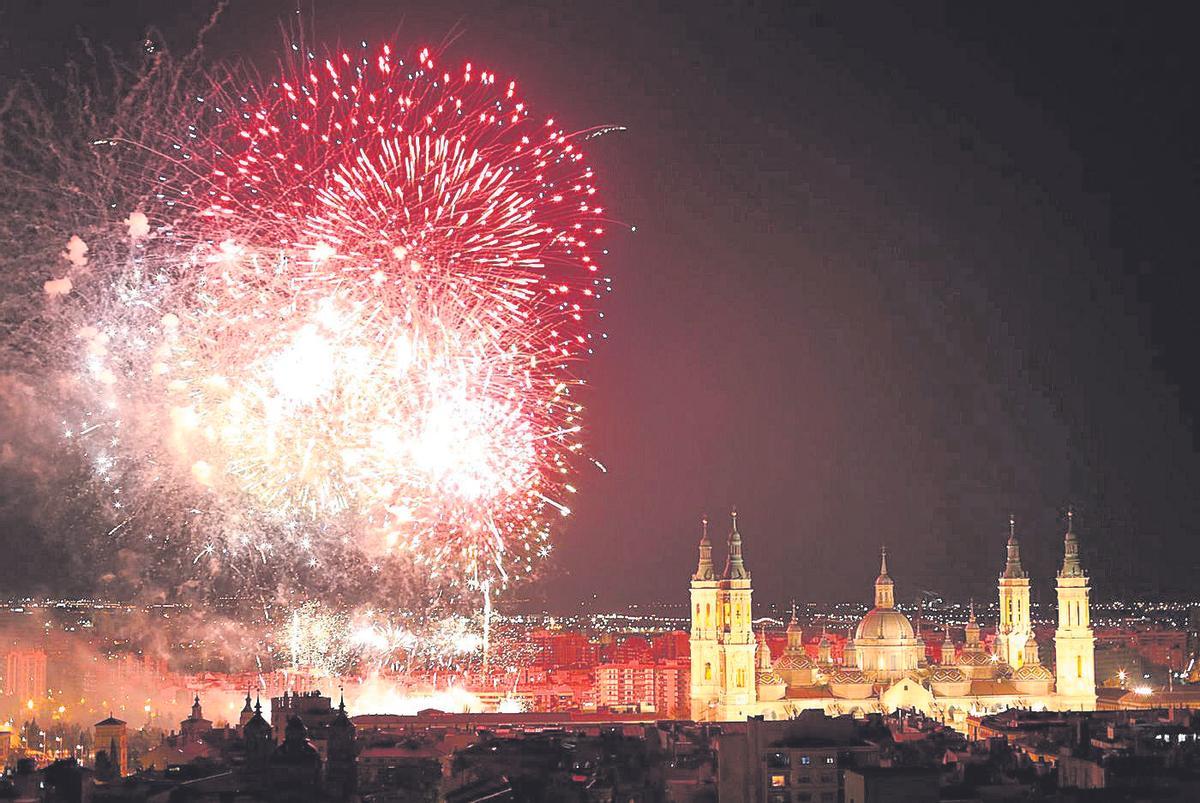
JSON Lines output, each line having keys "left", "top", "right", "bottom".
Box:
{"left": 1076, "top": 655, "right": 1083, "bottom": 679}
{"left": 705, "top": 604, "right": 711, "bottom": 628}
{"left": 704, "top": 662, "right": 712, "bottom": 681}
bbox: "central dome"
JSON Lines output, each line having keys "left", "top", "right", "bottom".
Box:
{"left": 855, "top": 607, "right": 915, "bottom": 641}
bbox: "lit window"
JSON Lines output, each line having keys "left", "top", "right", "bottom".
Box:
{"left": 824, "top": 756, "right": 835, "bottom": 764}
{"left": 801, "top": 755, "right": 811, "bottom": 765}
{"left": 704, "top": 662, "right": 712, "bottom": 681}
{"left": 770, "top": 773, "right": 787, "bottom": 788}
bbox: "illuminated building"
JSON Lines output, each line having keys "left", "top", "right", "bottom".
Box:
{"left": 4, "top": 649, "right": 47, "bottom": 705}
{"left": 93, "top": 715, "right": 128, "bottom": 777}
{"left": 688, "top": 513, "right": 756, "bottom": 718}
{"left": 688, "top": 511, "right": 1098, "bottom": 726}
{"left": 1055, "top": 510, "right": 1097, "bottom": 709}
{"left": 848, "top": 548, "right": 923, "bottom": 682}
{"left": 530, "top": 629, "right": 596, "bottom": 668}
{"left": 997, "top": 516, "right": 1033, "bottom": 668}
{"left": 596, "top": 658, "right": 689, "bottom": 718}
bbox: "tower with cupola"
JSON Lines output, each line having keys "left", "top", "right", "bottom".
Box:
{"left": 1054, "top": 510, "right": 1096, "bottom": 708}
{"left": 997, "top": 516, "right": 1033, "bottom": 667}
{"left": 717, "top": 510, "right": 756, "bottom": 714}
{"left": 689, "top": 517, "right": 721, "bottom": 718}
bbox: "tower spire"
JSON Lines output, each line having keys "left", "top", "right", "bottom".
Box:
{"left": 723, "top": 508, "right": 749, "bottom": 580}
{"left": 1003, "top": 515, "right": 1027, "bottom": 578}
{"left": 693, "top": 515, "right": 714, "bottom": 581}
{"left": 1060, "top": 507, "right": 1083, "bottom": 577}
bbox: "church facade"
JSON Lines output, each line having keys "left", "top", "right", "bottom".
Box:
{"left": 688, "top": 512, "right": 1097, "bottom": 725}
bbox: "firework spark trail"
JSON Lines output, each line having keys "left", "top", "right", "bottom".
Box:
{"left": 1, "top": 33, "right": 618, "bottom": 671}
{"left": 67, "top": 39, "right": 614, "bottom": 604}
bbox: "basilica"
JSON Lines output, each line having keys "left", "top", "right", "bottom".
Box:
{"left": 688, "top": 511, "right": 1097, "bottom": 725}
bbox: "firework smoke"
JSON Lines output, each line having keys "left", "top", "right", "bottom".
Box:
{"left": 0, "top": 26, "right": 617, "bottom": 669}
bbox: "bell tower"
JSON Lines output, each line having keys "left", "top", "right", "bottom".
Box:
{"left": 998, "top": 515, "right": 1033, "bottom": 667}
{"left": 689, "top": 516, "right": 721, "bottom": 718}
{"left": 717, "top": 509, "right": 756, "bottom": 716}
{"left": 1054, "top": 510, "right": 1096, "bottom": 709}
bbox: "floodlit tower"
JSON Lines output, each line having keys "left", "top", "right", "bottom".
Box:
{"left": 718, "top": 509, "right": 756, "bottom": 714}
{"left": 1054, "top": 510, "right": 1097, "bottom": 709}
{"left": 998, "top": 515, "right": 1033, "bottom": 667}
{"left": 689, "top": 516, "right": 721, "bottom": 718}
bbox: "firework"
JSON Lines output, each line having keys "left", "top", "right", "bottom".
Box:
{"left": 69, "top": 40, "right": 612, "bottom": 597}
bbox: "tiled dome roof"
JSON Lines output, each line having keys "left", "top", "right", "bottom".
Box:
{"left": 1013, "top": 663, "right": 1053, "bottom": 681}
{"left": 757, "top": 669, "right": 786, "bottom": 687}
{"left": 930, "top": 666, "right": 965, "bottom": 683}
{"left": 774, "top": 651, "right": 816, "bottom": 671}
{"left": 829, "top": 668, "right": 870, "bottom": 685}
{"left": 957, "top": 649, "right": 993, "bottom": 667}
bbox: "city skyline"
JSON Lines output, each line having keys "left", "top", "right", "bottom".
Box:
{"left": 1, "top": 2, "right": 1199, "bottom": 796}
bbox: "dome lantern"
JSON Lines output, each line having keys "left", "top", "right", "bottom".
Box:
{"left": 874, "top": 547, "right": 894, "bottom": 609}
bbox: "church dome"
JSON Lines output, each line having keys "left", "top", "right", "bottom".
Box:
{"left": 855, "top": 608, "right": 915, "bottom": 642}
{"left": 1012, "top": 661, "right": 1054, "bottom": 695}
{"left": 756, "top": 668, "right": 787, "bottom": 701}
{"left": 828, "top": 667, "right": 873, "bottom": 699}
{"left": 957, "top": 649, "right": 993, "bottom": 667}
{"left": 929, "top": 666, "right": 971, "bottom": 697}
{"left": 1013, "top": 663, "right": 1053, "bottom": 682}
{"left": 957, "top": 647, "right": 1000, "bottom": 680}
{"left": 774, "top": 651, "right": 816, "bottom": 672}
{"left": 930, "top": 666, "right": 965, "bottom": 683}
{"left": 829, "top": 667, "right": 867, "bottom": 684}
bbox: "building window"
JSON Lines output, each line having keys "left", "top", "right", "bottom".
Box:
{"left": 767, "top": 752, "right": 791, "bottom": 769}
{"left": 800, "top": 756, "right": 811, "bottom": 765}
{"left": 770, "top": 774, "right": 787, "bottom": 788}
{"left": 1076, "top": 655, "right": 1083, "bottom": 678}
{"left": 704, "top": 662, "right": 712, "bottom": 681}
{"left": 736, "top": 668, "right": 746, "bottom": 687}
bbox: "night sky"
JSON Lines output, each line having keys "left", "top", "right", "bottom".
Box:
{"left": 2, "top": 1, "right": 1198, "bottom": 608}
